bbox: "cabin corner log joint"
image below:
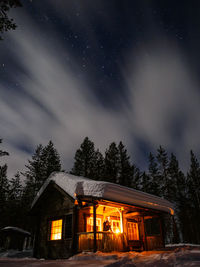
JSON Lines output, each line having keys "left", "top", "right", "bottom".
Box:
{"left": 30, "top": 172, "right": 174, "bottom": 259}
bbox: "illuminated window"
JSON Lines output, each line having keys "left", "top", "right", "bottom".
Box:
{"left": 50, "top": 219, "right": 62, "bottom": 240}
{"left": 127, "top": 222, "right": 139, "bottom": 240}
{"left": 111, "top": 220, "right": 120, "bottom": 233}
{"left": 87, "top": 217, "right": 102, "bottom": 232}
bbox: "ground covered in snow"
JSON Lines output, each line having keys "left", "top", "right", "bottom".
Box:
{"left": 1, "top": 245, "right": 200, "bottom": 266}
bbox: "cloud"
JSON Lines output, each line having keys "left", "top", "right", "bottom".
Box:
{"left": 0, "top": 10, "right": 132, "bottom": 177}
{"left": 124, "top": 39, "right": 200, "bottom": 170}
{"left": 1, "top": 3, "right": 200, "bottom": 178}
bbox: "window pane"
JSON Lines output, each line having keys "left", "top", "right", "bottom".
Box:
{"left": 50, "top": 219, "right": 62, "bottom": 240}
{"left": 65, "top": 214, "right": 72, "bottom": 238}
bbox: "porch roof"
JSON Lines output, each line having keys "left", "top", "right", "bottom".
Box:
{"left": 31, "top": 172, "right": 174, "bottom": 215}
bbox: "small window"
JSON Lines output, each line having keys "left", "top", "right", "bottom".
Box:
{"left": 111, "top": 220, "right": 120, "bottom": 233}
{"left": 145, "top": 218, "right": 160, "bottom": 236}
{"left": 87, "top": 217, "right": 102, "bottom": 232}
{"left": 65, "top": 214, "right": 72, "bottom": 238}
{"left": 50, "top": 219, "right": 62, "bottom": 240}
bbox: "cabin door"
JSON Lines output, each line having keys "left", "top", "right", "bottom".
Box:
{"left": 127, "top": 222, "right": 139, "bottom": 241}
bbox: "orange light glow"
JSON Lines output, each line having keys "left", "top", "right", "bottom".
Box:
{"left": 115, "top": 228, "right": 120, "bottom": 234}
{"left": 50, "top": 219, "right": 62, "bottom": 240}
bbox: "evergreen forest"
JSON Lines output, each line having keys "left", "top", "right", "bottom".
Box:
{"left": 1, "top": 137, "right": 200, "bottom": 244}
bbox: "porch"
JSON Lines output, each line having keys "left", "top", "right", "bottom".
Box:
{"left": 76, "top": 199, "right": 164, "bottom": 252}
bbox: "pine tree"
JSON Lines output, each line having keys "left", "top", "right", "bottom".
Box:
{"left": 156, "top": 146, "right": 170, "bottom": 198}
{"left": 187, "top": 150, "right": 200, "bottom": 210}
{"left": 42, "top": 140, "right": 61, "bottom": 179}
{"left": 71, "top": 137, "right": 96, "bottom": 178}
{"left": 0, "top": 164, "right": 9, "bottom": 227}
{"left": 0, "top": 139, "right": 9, "bottom": 228}
{"left": 148, "top": 152, "right": 160, "bottom": 196}
{"left": 186, "top": 150, "right": 200, "bottom": 243}
{"left": 167, "top": 153, "right": 186, "bottom": 243}
{"left": 91, "top": 149, "right": 105, "bottom": 180}
{"left": 104, "top": 142, "right": 119, "bottom": 183}
{"left": 117, "top": 141, "right": 134, "bottom": 187}
{"left": 140, "top": 171, "right": 151, "bottom": 193}
{"left": 132, "top": 164, "right": 141, "bottom": 190}
{"left": 23, "top": 144, "right": 45, "bottom": 197}
{"left": 22, "top": 141, "right": 62, "bottom": 209}
{"left": 7, "top": 172, "right": 23, "bottom": 226}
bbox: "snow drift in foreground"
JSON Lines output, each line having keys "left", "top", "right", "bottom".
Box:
{"left": 1, "top": 246, "right": 200, "bottom": 266}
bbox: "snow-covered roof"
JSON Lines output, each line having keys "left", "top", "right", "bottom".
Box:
{"left": 1, "top": 226, "right": 31, "bottom": 236}
{"left": 31, "top": 172, "right": 174, "bottom": 215}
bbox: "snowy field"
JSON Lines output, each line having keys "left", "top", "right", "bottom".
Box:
{"left": 1, "top": 245, "right": 200, "bottom": 266}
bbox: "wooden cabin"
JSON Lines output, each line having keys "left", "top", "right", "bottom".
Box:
{"left": 30, "top": 172, "right": 174, "bottom": 259}
{"left": 0, "top": 226, "right": 31, "bottom": 251}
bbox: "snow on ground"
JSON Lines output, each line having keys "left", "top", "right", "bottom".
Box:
{"left": 1, "top": 246, "right": 200, "bottom": 266}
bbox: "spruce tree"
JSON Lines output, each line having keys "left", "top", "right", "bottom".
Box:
{"left": 104, "top": 142, "right": 119, "bottom": 183}
{"left": 0, "top": 164, "right": 9, "bottom": 227}
{"left": 91, "top": 149, "right": 105, "bottom": 180}
{"left": 187, "top": 150, "right": 200, "bottom": 210}
{"left": 186, "top": 150, "right": 200, "bottom": 243}
{"left": 7, "top": 172, "right": 23, "bottom": 226}
{"left": 148, "top": 152, "right": 160, "bottom": 196}
{"left": 132, "top": 164, "right": 141, "bottom": 190}
{"left": 117, "top": 141, "right": 134, "bottom": 187}
{"left": 167, "top": 153, "right": 186, "bottom": 243}
{"left": 0, "top": 139, "right": 9, "bottom": 228}
{"left": 71, "top": 137, "right": 95, "bottom": 178}
{"left": 42, "top": 140, "right": 61, "bottom": 179}
{"left": 156, "top": 146, "right": 170, "bottom": 198}
{"left": 140, "top": 171, "right": 151, "bottom": 193}
{"left": 22, "top": 141, "right": 62, "bottom": 209}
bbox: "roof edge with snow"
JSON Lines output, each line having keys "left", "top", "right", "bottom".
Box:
{"left": 31, "top": 172, "right": 174, "bottom": 215}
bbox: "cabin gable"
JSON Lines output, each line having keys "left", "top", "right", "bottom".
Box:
{"left": 33, "top": 183, "right": 75, "bottom": 259}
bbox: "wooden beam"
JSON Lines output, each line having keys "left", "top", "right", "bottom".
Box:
{"left": 141, "top": 216, "right": 148, "bottom": 251}
{"left": 33, "top": 214, "right": 41, "bottom": 258}
{"left": 159, "top": 215, "right": 165, "bottom": 248}
{"left": 93, "top": 203, "right": 97, "bottom": 252}
{"left": 72, "top": 205, "right": 78, "bottom": 254}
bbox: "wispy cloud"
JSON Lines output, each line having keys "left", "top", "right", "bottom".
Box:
{"left": 1, "top": 3, "right": 200, "bottom": 178}
{"left": 0, "top": 10, "right": 131, "bottom": 177}
{"left": 125, "top": 39, "right": 200, "bottom": 169}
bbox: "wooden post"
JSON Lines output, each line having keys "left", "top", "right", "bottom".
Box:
{"left": 142, "top": 216, "right": 148, "bottom": 251}
{"left": 159, "top": 215, "right": 165, "bottom": 248}
{"left": 33, "top": 214, "right": 41, "bottom": 258}
{"left": 93, "top": 203, "right": 97, "bottom": 252}
{"left": 119, "top": 209, "right": 123, "bottom": 233}
{"left": 72, "top": 205, "right": 78, "bottom": 253}
{"left": 172, "top": 215, "right": 179, "bottom": 243}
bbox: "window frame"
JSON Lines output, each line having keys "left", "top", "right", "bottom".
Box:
{"left": 86, "top": 216, "right": 102, "bottom": 232}
{"left": 48, "top": 218, "right": 63, "bottom": 241}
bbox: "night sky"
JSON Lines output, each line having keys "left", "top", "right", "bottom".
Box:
{"left": 1, "top": 0, "right": 200, "bottom": 177}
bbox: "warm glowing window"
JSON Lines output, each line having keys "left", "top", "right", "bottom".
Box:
{"left": 111, "top": 220, "right": 120, "bottom": 233}
{"left": 50, "top": 219, "right": 62, "bottom": 240}
{"left": 127, "top": 222, "right": 139, "bottom": 240}
{"left": 87, "top": 217, "right": 102, "bottom": 232}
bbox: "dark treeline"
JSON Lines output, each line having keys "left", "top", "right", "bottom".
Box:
{"left": 1, "top": 136, "right": 200, "bottom": 244}
{"left": 0, "top": 140, "right": 62, "bottom": 230}
{"left": 70, "top": 137, "right": 200, "bottom": 244}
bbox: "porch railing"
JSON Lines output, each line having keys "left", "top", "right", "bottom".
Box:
{"left": 77, "top": 232, "right": 128, "bottom": 252}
